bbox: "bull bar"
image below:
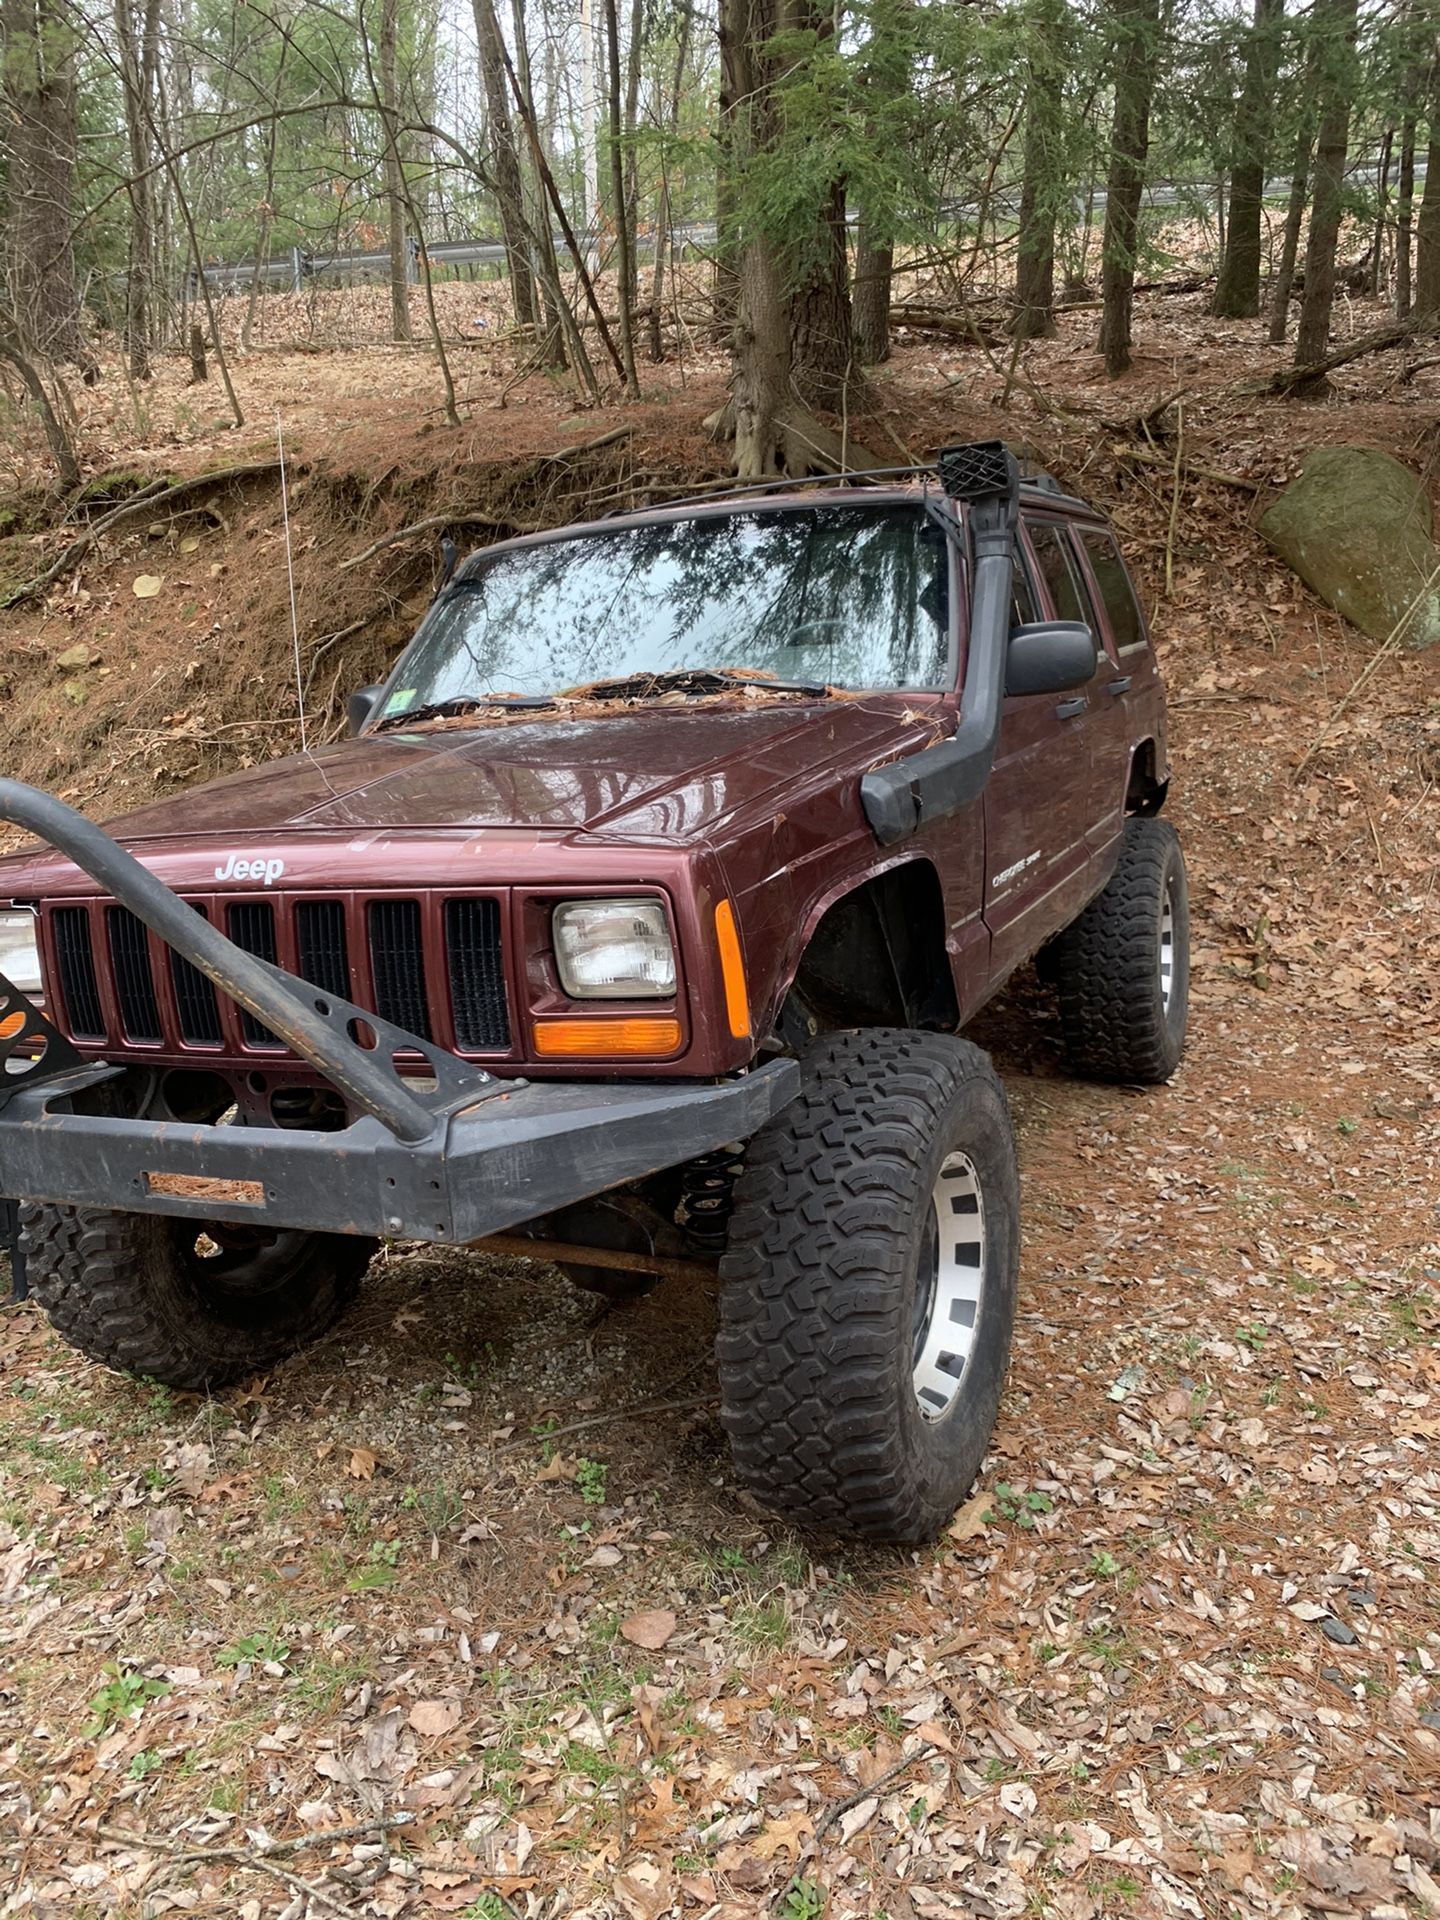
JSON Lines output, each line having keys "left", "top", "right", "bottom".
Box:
{"left": 0, "top": 780, "right": 798, "bottom": 1244}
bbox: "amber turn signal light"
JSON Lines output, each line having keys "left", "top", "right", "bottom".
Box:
{"left": 0, "top": 1011, "right": 25, "bottom": 1040}
{"left": 713, "top": 898, "right": 750, "bottom": 1039}
{"left": 533, "top": 1016, "right": 682, "bottom": 1059}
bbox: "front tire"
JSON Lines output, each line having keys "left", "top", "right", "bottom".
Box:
{"left": 20, "top": 1205, "right": 373, "bottom": 1390}
{"left": 717, "top": 1030, "right": 1020, "bottom": 1543}
{"left": 1052, "top": 816, "right": 1190, "bottom": 1084}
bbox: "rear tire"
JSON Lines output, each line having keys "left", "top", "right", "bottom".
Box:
{"left": 717, "top": 1030, "right": 1019, "bottom": 1543}
{"left": 20, "top": 1205, "right": 373, "bottom": 1389}
{"left": 1052, "top": 816, "right": 1190, "bottom": 1084}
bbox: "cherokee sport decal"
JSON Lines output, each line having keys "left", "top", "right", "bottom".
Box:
{"left": 214, "top": 854, "right": 286, "bottom": 886}
{"left": 991, "top": 850, "right": 1041, "bottom": 890}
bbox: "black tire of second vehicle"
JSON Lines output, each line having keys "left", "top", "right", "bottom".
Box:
{"left": 19, "top": 1204, "right": 374, "bottom": 1390}
{"left": 1052, "top": 815, "right": 1190, "bottom": 1084}
{"left": 717, "top": 1029, "right": 1020, "bottom": 1543}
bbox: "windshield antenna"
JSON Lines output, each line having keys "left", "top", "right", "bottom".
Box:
{"left": 276, "top": 408, "right": 309, "bottom": 757}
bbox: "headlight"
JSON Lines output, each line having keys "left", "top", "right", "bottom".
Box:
{"left": 0, "top": 908, "right": 42, "bottom": 998}
{"left": 553, "top": 898, "right": 676, "bottom": 999}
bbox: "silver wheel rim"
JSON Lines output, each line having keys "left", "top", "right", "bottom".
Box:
{"left": 1158, "top": 881, "right": 1176, "bottom": 1015}
{"left": 912, "top": 1150, "right": 987, "bottom": 1422}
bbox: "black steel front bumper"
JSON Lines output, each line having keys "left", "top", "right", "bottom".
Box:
{"left": 0, "top": 1058, "right": 797, "bottom": 1242}
{"left": 0, "top": 777, "right": 800, "bottom": 1244}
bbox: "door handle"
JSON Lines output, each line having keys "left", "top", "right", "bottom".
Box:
{"left": 1107, "top": 677, "right": 1133, "bottom": 696}
{"left": 1054, "top": 697, "right": 1087, "bottom": 720}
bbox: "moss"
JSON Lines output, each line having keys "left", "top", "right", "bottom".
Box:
{"left": 78, "top": 467, "right": 171, "bottom": 508}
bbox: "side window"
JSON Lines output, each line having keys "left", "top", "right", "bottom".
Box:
{"left": 1027, "top": 521, "right": 1088, "bottom": 625}
{"left": 1079, "top": 530, "right": 1147, "bottom": 652}
{"left": 1010, "top": 546, "right": 1038, "bottom": 629}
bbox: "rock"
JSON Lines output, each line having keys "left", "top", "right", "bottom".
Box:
{"left": 1420, "top": 1709, "right": 1440, "bottom": 1731}
{"left": 55, "top": 643, "right": 99, "bottom": 671}
{"left": 1319, "top": 1615, "right": 1358, "bottom": 1646}
{"left": 1260, "top": 447, "right": 1440, "bottom": 648}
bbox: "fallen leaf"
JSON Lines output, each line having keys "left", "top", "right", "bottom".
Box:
{"left": 750, "top": 1807, "right": 813, "bottom": 1861}
{"left": 179, "top": 535, "right": 201, "bottom": 553}
{"left": 408, "top": 1698, "right": 462, "bottom": 1739}
{"left": 537, "top": 1451, "right": 579, "bottom": 1483}
{"left": 347, "top": 1447, "right": 379, "bottom": 1480}
{"left": 133, "top": 574, "right": 163, "bottom": 597}
{"left": 947, "top": 1492, "right": 991, "bottom": 1543}
{"left": 621, "top": 1608, "right": 677, "bottom": 1650}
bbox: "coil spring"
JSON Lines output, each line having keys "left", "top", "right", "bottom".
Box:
{"left": 676, "top": 1143, "right": 744, "bottom": 1253}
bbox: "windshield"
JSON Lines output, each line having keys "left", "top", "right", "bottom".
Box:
{"left": 377, "top": 504, "right": 951, "bottom": 720}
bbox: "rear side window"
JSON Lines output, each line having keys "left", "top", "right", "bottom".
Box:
{"left": 1079, "top": 531, "right": 1147, "bottom": 652}
{"left": 1027, "top": 521, "right": 1088, "bottom": 625}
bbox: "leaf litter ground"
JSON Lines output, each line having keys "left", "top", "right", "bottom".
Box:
{"left": 1, "top": 263, "right": 1439, "bottom": 1920}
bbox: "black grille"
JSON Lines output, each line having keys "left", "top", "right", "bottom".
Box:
{"left": 226, "top": 901, "right": 281, "bottom": 1046}
{"left": 170, "top": 906, "right": 223, "bottom": 1046}
{"left": 295, "top": 900, "right": 350, "bottom": 999}
{"left": 368, "top": 899, "right": 431, "bottom": 1038}
{"left": 106, "top": 907, "right": 162, "bottom": 1043}
{"left": 52, "top": 907, "right": 105, "bottom": 1040}
{"left": 445, "top": 898, "right": 509, "bottom": 1050}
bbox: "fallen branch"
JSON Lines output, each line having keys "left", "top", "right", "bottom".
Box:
{"left": 2, "top": 459, "right": 288, "bottom": 609}
{"left": 1113, "top": 443, "right": 1258, "bottom": 491}
{"left": 813, "top": 1741, "right": 937, "bottom": 1842}
{"left": 337, "top": 512, "right": 522, "bottom": 572}
{"left": 1245, "top": 313, "right": 1434, "bottom": 396}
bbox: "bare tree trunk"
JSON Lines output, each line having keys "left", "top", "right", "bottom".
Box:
{"left": 1291, "top": 0, "right": 1359, "bottom": 395}
{"left": 241, "top": 51, "right": 285, "bottom": 352}
{"left": 1416, "top": 114, "right": 1440, "bottom": 313}
{"left": 1369, "top": 128, "right": 1393, "bottom": 297}
{"left": 2, "top": 0, "right": 86, "bottom": 363}
{"left": 714, "top": 2, "right": 742, "bottom": 333}
{"left": 1398, "top": 112, "right": 1416, "bottom": 317}
{"left": 602, "top": 0, "right": 640, "bottom": 394}
{"left": 472, "top": 0, "right": 537, "bottom": 329}
{"left": 380, "top": 0, "right": 413, "bottom": 343}
{"left": 621, "top": 0, "right": 645, "bottom": 320}
{"left": 790, "top": 178, "right": 853, "bottom": 409}
{"left": 115, "top": 0, "right": 162, "bottom": 378}
{"left": 646, "top": 5, "right": 691, "bottom": 362}
{"left": 1013, "top": 0, "right": 1064, "bottom": 339}
{"left": 1212, "top": 0, "right": 1283, "bottom": 317}
{"left": 1267, "top": 109, "right": 1313, "bottom": 343}
{"left": 0, "top": 310, "right": 79, "bottom": 488}
{"left": 852, "top": 228, "right": 893, "bottom": 364}
{"left": 1097, "top": 0, "right": 1161, "bottom": 376}
{"left": 734, "top": 236, "right": 789, "bottom": 481}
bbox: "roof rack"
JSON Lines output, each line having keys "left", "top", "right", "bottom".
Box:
{"left": 621, "top": 443, "right": 1087, "bottom": 518}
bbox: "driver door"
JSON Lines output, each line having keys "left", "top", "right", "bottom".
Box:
{"left": 981, "top": 517, "right": 1097, "bottom": 984}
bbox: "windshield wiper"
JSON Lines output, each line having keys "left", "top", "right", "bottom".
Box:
{"left": 375, "top": 693, "right": 556, "bottom": 731}
{"left": 573, "top": 669, "right": 832, "bottom": 702}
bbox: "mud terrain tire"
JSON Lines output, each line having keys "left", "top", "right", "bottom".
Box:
{"left": 1053, "top": 817, "right": 1190, "bottom": 1084}
{"left": 20, "top": 1205, "right": 373, "bottom": 1390}
{"left": 717, "top": 1030, "right": 1019, "bottom": 1543}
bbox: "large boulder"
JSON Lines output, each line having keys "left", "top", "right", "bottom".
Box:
{"left": 1259, "top": 447, "right": 1440, "bottom": 649}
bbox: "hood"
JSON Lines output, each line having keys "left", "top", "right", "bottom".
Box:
{"left": 0, "top": 700, "right": 940, "bottom": 888}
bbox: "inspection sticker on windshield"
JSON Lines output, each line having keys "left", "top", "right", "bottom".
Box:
{"left": 383, "top": 687, "right": 418, "bottom": 714}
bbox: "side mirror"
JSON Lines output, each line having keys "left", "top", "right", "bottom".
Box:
{"left": 1005, "top": 621, "right": 1098, "bottom": 697}
{"left": 346, "top": 684, "right": 384, "bottom": 736}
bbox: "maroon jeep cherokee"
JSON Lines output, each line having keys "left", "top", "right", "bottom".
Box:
{"left": 0, "top": 443, "right": 1188, "bottom": 1541}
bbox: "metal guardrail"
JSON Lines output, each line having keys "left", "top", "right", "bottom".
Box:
{"left": 192, "top": 158, "right": 1417, "bottom": 295}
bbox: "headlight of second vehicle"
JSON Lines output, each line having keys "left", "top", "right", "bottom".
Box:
{"left": 0, "top": 907, "right": 43, "bottom": 998}
{"left": 553, "top": 898, "right": 676, "bottom": 999}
